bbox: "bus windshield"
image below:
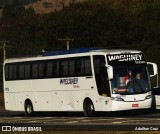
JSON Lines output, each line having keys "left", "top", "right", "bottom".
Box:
{"left": 106, "top": 53, "right": 151, "bottom": 95}
{"left": 111, "top": 65, "right": 151, "bottom": 95}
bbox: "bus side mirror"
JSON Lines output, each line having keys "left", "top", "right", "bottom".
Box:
{"left": 147, "top": 62, "right": 159, "bottom": 87}
{"left": 147, "top": 62, "right": 158, "bottom": 77}
{"left": 106, "top": 65, "right": 113, "bottom": 80}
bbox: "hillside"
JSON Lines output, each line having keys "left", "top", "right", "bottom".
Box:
{"left": 0, "top": 0, "right": 84, "bottom": 14}
{"left": 0, "top": 0, "right": 38, "bottom": 8}
{"left": 25, "top": 0, "right": 84, "bottom": 14}
{"left": 0, "top": 0, "right": 159, "bottom": 90}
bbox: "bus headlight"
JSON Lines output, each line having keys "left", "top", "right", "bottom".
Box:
{"left": 145, "top": 95, "right": 152, "bottom": 100}
{"left": 111, "top": 97, "right": 124, "bottom": 101}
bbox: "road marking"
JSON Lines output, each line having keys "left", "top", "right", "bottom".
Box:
{"left": 66, "top": 121, "right": 79, "bottom": 123}
{"left": 81, "top": 120, "right": 92, "bottom": 122}
{"left": 28, "top": 121, "right": 38, "bottom": 123}
{"left": 12, "top": 117, "right": 22, "bottom": 119}
{"left": 112, "top": 122, "right": 122, "bottom": 124}
{"left": 70, "top": 117, "right": 89, "bottom": 120}
{"left": 113, "top": 118, "right": 126, "bottom": 120}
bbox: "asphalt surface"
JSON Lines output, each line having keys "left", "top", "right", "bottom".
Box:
{"left": 0, "top": 110, "right": 160, "bottom": 131}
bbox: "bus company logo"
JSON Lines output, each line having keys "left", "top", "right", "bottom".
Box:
{"left": 60, "top": 78, "right": 78, "bottom": 85}
{"left": 2, "top": 126, "right": 42, "bottom": 132}
{"left": 2, "top": 126, "right": 11, "bottom": 131}
{"left": 108, "top": 54, "right": 143, "bottom": 62}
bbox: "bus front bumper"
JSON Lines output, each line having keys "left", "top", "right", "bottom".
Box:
{"left": 110, "top": 98, "right": 152, "bottom": 111}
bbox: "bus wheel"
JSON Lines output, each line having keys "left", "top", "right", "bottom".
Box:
{"left": 25, "top": 102, "right": 34, "bottom": 117}
{"left": 84, "top": 100, "right": 95, "bottom": 117}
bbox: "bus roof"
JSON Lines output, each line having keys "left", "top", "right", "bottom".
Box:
{"left": 5, "top": 48, "right": 142, "bottom": 63}
{"left": 42, "top": 48, "right": 142, "bottom": 57}
{"left": 42, "top": 48, "right": 100, "bottom": 56}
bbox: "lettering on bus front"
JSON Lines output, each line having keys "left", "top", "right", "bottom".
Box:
{"left": 107, "top": 53, "right": 146, "bottom": 66}
{"left": 108, "top": 54, "right": 143, "bottom": 62}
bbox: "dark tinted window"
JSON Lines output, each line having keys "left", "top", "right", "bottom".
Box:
{"left": 75, "top": 58, "right": 84, "bottom": 76}
{"left": 152, "top": 88, "right": 160, "bottom": 95}
{"left": 5, "top": 56, "right": 93, "bottom": 81}
{"left": 19, "top": 64, "right": 24, "bottom": 79}
{"left": 39, "top": 62, "right": 45, "bottom": 77}
{"left": 93, "top": 55, "right": 110, "bottom": 97}
{"left": 84, "top": 57, "right": 92, "bottom": 75}
{"left": 5, "top": 65, "right": 9, "bottom": 80}
{"left": 68, "top": 59, "right": 75, "bottom": 76}
{"left": 60, "top": 60, "right": 68, "bottom": 77}
{"left": 25, "top": 63, "right": 31, "bottom": 79}
{"left": 13, "top": 64, "right": 17, "bottom": 79}
{"left": 9, "top": 64, "right": 13, "bottom": 79}
{"left": 53, "top": 61, "right": 59, "bottom": 77}
{"left": 46, "top": 61, "right": 53, "bottom": 77}
{"left": 32, "top": 63, "right": 38, "bottom": 78}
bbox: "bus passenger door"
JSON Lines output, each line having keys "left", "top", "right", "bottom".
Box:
{"left": 93, "top": 55, "right": 111, "bottom": 97}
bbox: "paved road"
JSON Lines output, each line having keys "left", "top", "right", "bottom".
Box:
{"left": 0, "top": 110, "right": 160, "bottom": 131}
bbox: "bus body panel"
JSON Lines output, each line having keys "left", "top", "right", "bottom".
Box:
{"left": 4, "top": 76, "right": 97, "bottom": 112}
{"left": 3, "top": 49, "right": 155, "bottom": 114}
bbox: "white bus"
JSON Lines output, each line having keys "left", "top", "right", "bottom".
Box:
{"left": 3, "top": 48, "right": 158, "bottom": 116}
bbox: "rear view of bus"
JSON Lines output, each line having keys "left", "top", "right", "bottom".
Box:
{"left": 106, "top": 51, "right": 157, "bottom": 111}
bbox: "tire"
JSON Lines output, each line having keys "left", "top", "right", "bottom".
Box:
{"left": 25, "top": 102, "right": 34, "bottom": 117}
{"left": 84, "top": 100, "right": 95, "bottom": 117}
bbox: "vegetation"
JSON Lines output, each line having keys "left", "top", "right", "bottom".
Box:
{"left": 2, "top": 1, "right": 35, "bottom": 18}
{"left": 0, "top": 0, "right": 159, "bottom": 90}
{"left": 0, "top": 0, "right": 38, "bottom": 8}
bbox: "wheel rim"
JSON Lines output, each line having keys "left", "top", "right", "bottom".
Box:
{"left": 27, "top": 104, "right": 33, "bottom": 114}
{"left": 86, "top": 102, "right": 94, "bottom": 114}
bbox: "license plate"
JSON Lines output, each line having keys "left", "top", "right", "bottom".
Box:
{"left": 132, "top": 104, "right": 139, "bottom": 107}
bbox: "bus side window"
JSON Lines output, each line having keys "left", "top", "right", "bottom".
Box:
{"left": 5, "top": 64, "right": 9, "bottom": 80}
{"left": 68, "top": 59, "right": 75, "bottom": 77}
{"left": 9, "top": 64, "right": 13, "bottom": 80}
{"left": 53, "top": 61, "right": 59, "bottom": 78}
{"left": 13, "top": 64, "right": 17, "bottom": 80}
{"left": 46, "top": 61, "right": 53, "bottom": 77}
{"left": 60, "top": 60, "right": 68, "bottom": 77}
{"left": 24, "top": 63, "right": 31, "bottom": 79}
{"left": 75, "top": 58, "right": 84, "bottom": 76}
{"left": 39, "top": 62, "right": 45, "bottom": 78}
{"left": 32, "top": 63, "right": 38, "bottom": 78}
{"left": 19, "top": 64, "right": 25, "bottom": 79}
{"left": 84, "top": 57, "right": 92, "bottom": 76}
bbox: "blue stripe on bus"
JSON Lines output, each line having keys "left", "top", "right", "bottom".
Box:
{"left": 42, "top": 48, "right": 100, "bottom": 56}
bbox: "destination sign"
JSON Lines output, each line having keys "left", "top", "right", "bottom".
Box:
{"left": 107, "top": 53, "right": 146, "bottom": 65}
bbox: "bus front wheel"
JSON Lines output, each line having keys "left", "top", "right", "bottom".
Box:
{"left": 25, "top": 101, "right": 34, "bottom": 117}
{"left": 84, "top": 100, "right": 95, "bottom": 117}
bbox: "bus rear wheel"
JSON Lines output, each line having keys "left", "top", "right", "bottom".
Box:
{"left": 25, "top": 102, "right": 34, "bottom": 117}
{"left": 84, "top": 100, "right": 95, "bottom": 117}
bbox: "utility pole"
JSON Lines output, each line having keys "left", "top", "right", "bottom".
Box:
{"left": 58, "top": 38, "right": 74, "bottom": 50}
{"left": 0, "top": 41, "right": 9, "bottom": 63}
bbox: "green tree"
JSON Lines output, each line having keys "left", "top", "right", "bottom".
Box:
{"left": 2, "top": 0, "right": 25, "bottom": 18}
{"left": 24, "top": 7, "right": 35, "bottom": 16}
